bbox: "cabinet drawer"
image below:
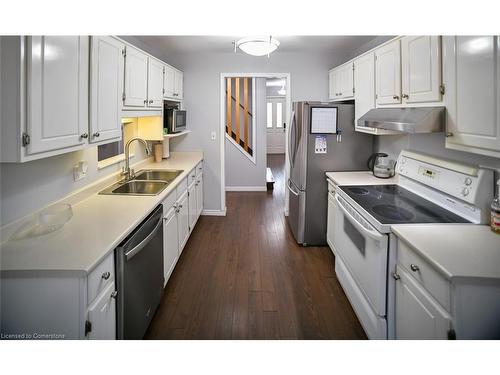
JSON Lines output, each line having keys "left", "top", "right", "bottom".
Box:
{"left": 176, "top": 177, "right": 188, "bottom": 198}
{"left": 87, "top": 252, "right": 115, "bottom": 304}
{"left": 161, "top": 190, "right": 177, "bottom": 216}
{"left": 187, "top": 167, "right": 197, "bottom": 187}
{"left": 196, "top": 161, "right": 203, "bottom": 177}
{"left": 397, "top": 240, "right": 450, "bottom": 311}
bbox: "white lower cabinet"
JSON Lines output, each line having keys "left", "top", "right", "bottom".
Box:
{"left": 326, "top": 180, "right": 337, "bottom": 254}
{"left": 188, "top": 181, "right": 197, "bottom": 230}
{"left": 163, "top": 206, "right": 179, "bottom": 286}
{"left": 395, "top": 265, "right": 451, "bottom": 339}
{"left": 177, "top": 191, "right": 190, "bottom": 253}
{"left": 195, "top": 174, "right": 203, "bottom": 217}
{"left": 86, "top": 282, "right": 116, "bottom": 340}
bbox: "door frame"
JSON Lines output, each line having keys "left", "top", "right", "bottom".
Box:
{"left": 219, "top": 72, "right": 292, "bottom": 215}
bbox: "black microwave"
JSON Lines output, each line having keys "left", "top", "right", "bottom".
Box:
{"left": 164, "top": 104, "right": 186, "bottom": 134}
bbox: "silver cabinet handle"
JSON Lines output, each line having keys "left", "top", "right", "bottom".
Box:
{"left": 101, "top": 271, "right": 111, "bottom": 280}
{"left": 111, "top": 291, "right": 118, "bottom": 299}
{"left": 93, "top": 132, "right": 100, "bottom": 138}
{"left": 393, "top": 95, "right": 400, "bottom": 100}
{"left": 392, "top": 272, "right": 401, "bottom": 280}
{"left": 446, "top": 132, "right": 453, "bottom": 137}
{"left": 410, "top": 264, "right": 420, "bottom": 272}
{"left": 402, "top": 94, "right": 409, "bottom": 99}
{"left": 80, "top": 133, "right": 88, "bottom": 139}
{"left": 144, "top": 99, "right": 148, "bottom": 104}
{"left": 149, "top": 100, "right": 153, "bottom": 104}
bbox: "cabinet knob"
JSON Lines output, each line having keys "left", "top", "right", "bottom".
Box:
{"left": 80, "top": 133, "right": 88, "bottom": 139}
{"left": 111, "top": 291, "right": 118, "bottom": 299}
{"left": 101, "top": 271, "right": 111, "bottom": 280}
{"left": 410, "top": 264, "right": 420, "bottom": 272}
{"left": 144, "top": 99, "right": 148, "bottom": 104}
{"left": 392, "top": 272, "right": 401, "bottom": 280}
{"left": 446, "top": 132, "right": 453, "bottom": 137}
{"left": 402, "top": 94, "right": 409, "bottom": 99}
{"left": 393, "top": 95, "right": 400, "bottom": 100}
{"left": 149, "top": 100, "right": 153, "bottom": 104}
{"left": 93, "top": 132, "right": 100, "bottom": 138}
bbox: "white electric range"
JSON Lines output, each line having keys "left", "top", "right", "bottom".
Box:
{"left": 332, "top": 150, "right": 494, "bottom": 339}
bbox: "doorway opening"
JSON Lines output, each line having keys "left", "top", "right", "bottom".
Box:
{"left": 220, "top": 73, "right": 291, "bottom": 216}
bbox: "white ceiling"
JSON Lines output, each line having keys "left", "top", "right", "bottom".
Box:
{"left": 134, "top": 35, "right": 378, "bottom": 55}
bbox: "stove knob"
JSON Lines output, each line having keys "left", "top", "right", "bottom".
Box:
{"left": 464, "top": 177, "right": 472, "bottom": 186}
{"left": 461, "top": 187, "right": 470, "bottom": 196}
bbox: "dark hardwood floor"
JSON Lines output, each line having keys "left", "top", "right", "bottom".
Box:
{"left": 145, "top": 154, "right": 366, "bottom": 339}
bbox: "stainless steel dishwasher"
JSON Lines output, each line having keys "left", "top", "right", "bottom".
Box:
{"left": 115, "top": 205, "right": 164, "bottom": 339}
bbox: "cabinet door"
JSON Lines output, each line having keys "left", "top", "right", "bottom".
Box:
{"left": 163, "top": 206, "right": 179, "bottom": 286}
{"left": 188, "top": 182, "right": 197, "bottom": 230}
{"left": 328, "top": 70, "right": 336, "bottom": 100}
{"left": 87, "top": 282, "right": 116, "bottom": 340}
{"left": 174, "top": 70, "right": 183, "bottom": 99}
{"left": 89, "top": 36, "right": 124, "bottom": 144}
{"left": 196, "top": 174, "right": 203, "bottom": 217}
{"left": 340, "top": 63, "right": 354, "bottom": 99}
{"left": 26, "top": 36, "right": 89, "bottom": 155}
{"left": 163, "top": 65, "right": 175, "bottom": 98}
{"left": 326, "top": 192, "right": 336, "bottom": 253}
{"left": 177, "top": 192, "right": 190, "bottom": 254}
{"left": 401, "top": 36, "right": 441, "bottom": 103}
{"left": 395, "top": 266, "right": 451, "bottom": 339}
{"left": 354, "top": 53, "right": 376, "bottom": 129}
{"left": 123, "top": 45, "right": 148, "bottom": 108}
{"left": 147, "top": 58, "right": 164, "bottom": 108}
{"left": 444, "top": 36, "right": 500, "bottom": 157}
{"left": 375, "top": 40, "right": 401, "bottom": 105}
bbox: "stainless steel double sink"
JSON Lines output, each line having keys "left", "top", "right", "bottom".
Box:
{"left": 99, "top": 169, "right": 183, "bottom": 196}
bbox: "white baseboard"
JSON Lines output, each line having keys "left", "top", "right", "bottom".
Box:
{"left": 201, "top": 208, "right": 227, "bottom": 216}
{"left": 225, "top": 186, "right": 267, "bottom": 192}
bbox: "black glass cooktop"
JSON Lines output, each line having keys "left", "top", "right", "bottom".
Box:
{"left": 340, "top": 184, "right": 470, "bottom": 225}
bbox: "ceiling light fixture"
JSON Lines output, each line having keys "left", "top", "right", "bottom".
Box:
{"left": 234, "top": 36, "right": 280, "bottom": 57}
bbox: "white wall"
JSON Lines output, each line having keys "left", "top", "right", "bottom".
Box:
{"left": 169, "top": 49, "right": 349, "bottom": 212}
{"left": 225, "top": 78, "right": 266, "bottom": 189}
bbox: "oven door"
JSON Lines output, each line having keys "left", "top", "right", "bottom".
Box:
{"left": 334, "top": 194, "right": 388, "bottom": 316}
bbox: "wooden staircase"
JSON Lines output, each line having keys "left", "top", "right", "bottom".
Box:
{"left": 226, "top": 77, "right": 253, "bottom": 158}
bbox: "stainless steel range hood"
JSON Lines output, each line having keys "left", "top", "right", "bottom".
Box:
{"left": 357, "top": 107, "right": 444, "bottom": 133}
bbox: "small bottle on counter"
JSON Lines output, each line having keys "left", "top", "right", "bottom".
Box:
{"left": 491, "top": 179, "right": 500, "bottom": 234}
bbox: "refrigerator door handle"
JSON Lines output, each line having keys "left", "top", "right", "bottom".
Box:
{"left": 288, "top": 109, "right": 296, "bottom": 167}
{"left": 287, "top": 178, "right": 300, "bottom": 196}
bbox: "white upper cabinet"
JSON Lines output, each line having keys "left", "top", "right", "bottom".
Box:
{"left": 375, "top": 40, "right": 402, "bottom": 105}
{"left": 163, "top": 64, "right": 175, "bottom": 99}
{"left": 123, "top": 45, "right": 149, "bottom": 108}
{"left": 147, "top": 57, "right": 164, "bottom": 108}
{"left": 27, "top": 36, "right": 89, "bottom": 155}
{"left": 354, "top": 53, "right": 376, "bottom": 130}
{"left": 401, "top": 36, "right": 442, "bottom": 103}
{"left": 443, "top": 36, "right": 500, "bottom": 158}
{"left": 328, "top": 63, "right": 353, "bottom": 100}
{"left": 174, "top": 70, "right": 183, "bottom": 100}
{"left": 89, "top": 36, "right": 124, "bottom": 144}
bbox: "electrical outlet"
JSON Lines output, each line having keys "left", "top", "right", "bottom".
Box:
{"left": 211, "top": 131, "right": 216, "bottom": 141}
{"left": 73, "top": 161, "right": 88, "bottom": 181}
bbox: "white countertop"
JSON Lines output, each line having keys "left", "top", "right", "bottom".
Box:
{"left": 392, "top": 224, "right": 500, "bottom": 280}
{"left": 325, "top": 171, "right": 399, "bottom": 186}
{"left": 0, "top": 152, "right": 203, "bottom": 276}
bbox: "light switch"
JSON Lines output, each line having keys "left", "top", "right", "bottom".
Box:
{"left": 211, "top": 131, "right": 216, "bottom": 141}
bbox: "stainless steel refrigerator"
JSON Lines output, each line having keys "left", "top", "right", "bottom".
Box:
{"left": 287, "top": 102, "right": 373, "bottom": 246}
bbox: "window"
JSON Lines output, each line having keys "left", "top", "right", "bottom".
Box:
{"left": 267, "top": 102, "right": 273, "bottom": 128}
{"left": 276, "top": 102, "right": 283, "bottom": 128}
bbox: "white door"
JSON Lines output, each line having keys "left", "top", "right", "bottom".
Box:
{"left": 395, "top": 266, "right": 451, "bottom": 339}
{"left": 340, "top": 63, "right": 354, "bottom": 99}
{"left": 163, "top": 206, "right": 179, "bottom": 286}
{"left": 444, "top": 36, "right": 500, "bottom": 157}
{"left": 177, "top": 192, "right": 190, "bottom": 254}
{"left": 87, "top": 282, "right": 116, "bottom": 340}
{"left": 147, "top": 58, "right": 164, "bottom": 108}
{"left": 188, "top": 182, "right": 197, "bottom": 230}
{"left": 375, "top": 40, "right": 402, "bottom": 105}
{"left": 174, "top": 70, "right": 183, "bottom": 99}
{"left": 354, "top": 52, "right": 376, "bottom": 130}
{"left": 196, "top": 174, "right": 203, "bottom": 217}
{"left": 163, "top": 65, "right": 175, "bottom": 98}
{"left": 123, "top": 45, "right": 148, "bottom": 108}
{"left": 89, "top": 36, "right": 124, "bottom": 144}
{"left": 266, "top": 98, "right": 286, "bottom": 154}
{"left": 26, "top": 36, "right": 89, "bottom": 155}
{"left": 401, "top": 36, "right": 442, "bottom": 103}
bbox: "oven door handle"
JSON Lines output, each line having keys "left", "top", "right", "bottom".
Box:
{"left": 123, "top": 216, "right": 163, "bottom": 261}
{"left": 335, "top": 194, "right": 385, "bottom": 241}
